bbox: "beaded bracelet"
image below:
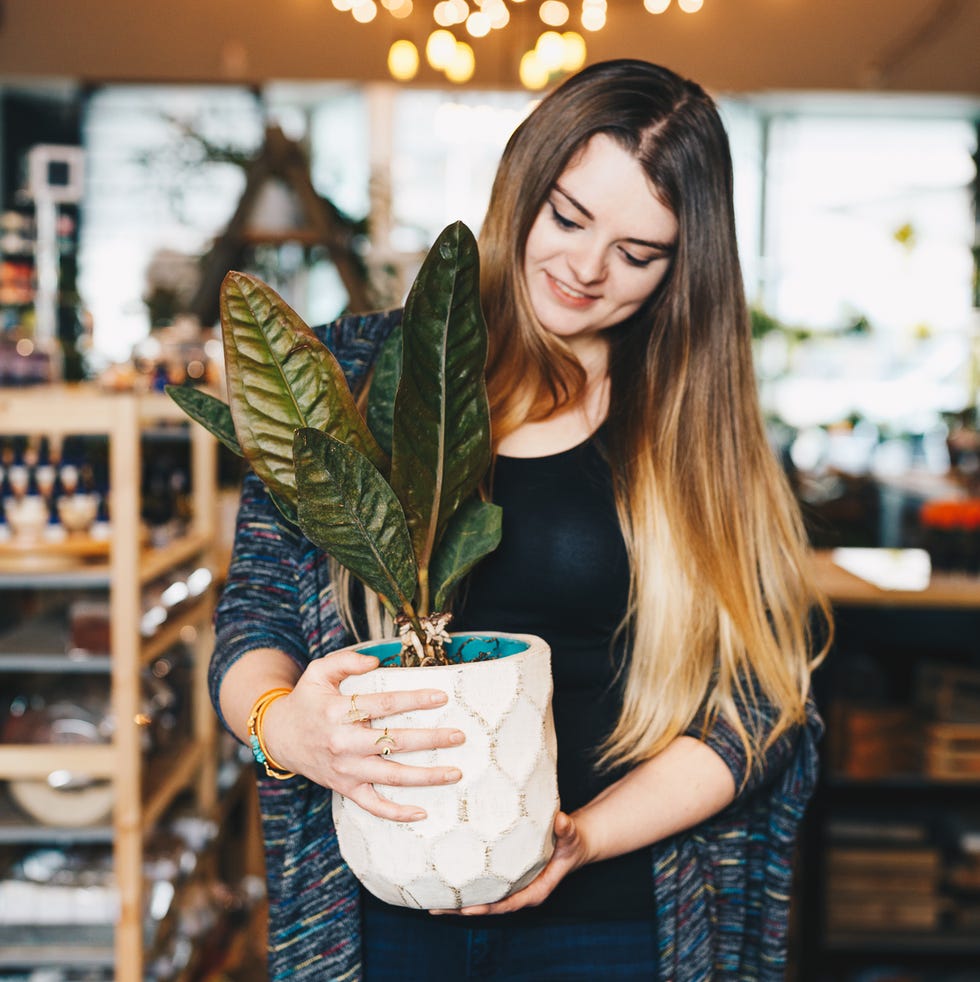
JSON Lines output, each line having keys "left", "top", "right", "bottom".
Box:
{"left": 246, "top": 687, "right": 296, "bottom": 780}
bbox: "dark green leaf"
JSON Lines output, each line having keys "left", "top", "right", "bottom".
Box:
{"left": 430, "top": 498, "right": 502, "bottom": 613}
{"left": 365, "top": 324, "right": 402, "bottom": 457}
{"left": 164, "top": 385, "right": 242, "bottom": 457}
{"left": 389, "top": 223, "right": 492, "bottom": 609}
{"left": 220, "top": 271, "right": 387, "bottom": 511}
{"left": 293, "top": 427, "right": 417, "bottom": 617}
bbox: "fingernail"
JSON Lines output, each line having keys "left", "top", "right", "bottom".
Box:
{"left": 409, "top": 810, "right": 426, "bottom": 822}
{"left": 449, "top": 731, "right": 465, "bottom": 745}
{"left": 429, "top": 692, "right": 448, "bottom": 705}
{"left": 445, "top": 768, "right": 462, "bottom": 782}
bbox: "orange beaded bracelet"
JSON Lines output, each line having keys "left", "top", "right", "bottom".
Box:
{"left": 246, "top": 687, "right": 295, "bottom": 780}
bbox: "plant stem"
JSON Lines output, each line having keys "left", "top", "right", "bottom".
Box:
{"left": 417, "top": 567, "right": 430, "bottom": 619}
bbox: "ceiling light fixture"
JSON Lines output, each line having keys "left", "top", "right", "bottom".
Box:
{"left": 329, "top": 0, "right": 705, "bottom": 87}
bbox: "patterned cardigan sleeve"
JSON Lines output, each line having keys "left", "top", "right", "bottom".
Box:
{"left": 209, "top": 307, "right": 402, "bottom": 736}
{"left": 654, "top": 681, "right": 824, "bottom": 982}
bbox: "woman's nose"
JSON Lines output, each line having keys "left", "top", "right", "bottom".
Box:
{"left": 567, "top": 240, "right": 607, "bottom": 285}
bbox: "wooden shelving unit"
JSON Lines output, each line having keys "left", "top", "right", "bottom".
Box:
{"left": 0, "top": 384, "right": 219, "bottom": 980}
{"left": 799, "top": 550, "right": 980, "bottom": 981}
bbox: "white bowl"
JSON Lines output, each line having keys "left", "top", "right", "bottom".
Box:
{"left": 57, "top": 493, "right": 100, "bottom": 534}
{"left": 4, "top": 496, "right": 49, "bottom": 540}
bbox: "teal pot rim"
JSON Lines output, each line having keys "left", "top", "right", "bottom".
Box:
{"left": 355, "top": 630, "right": 542, "bottom": 669}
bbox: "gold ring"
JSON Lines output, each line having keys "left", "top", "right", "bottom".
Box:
{"left": 345, "top": 693, "right": 369, "bottom": 724}
{"left": 381, "top": 746, "right": 392, "bottom": 757}
{"left": 375, "top": 726, "right": 396, "bottom": 751}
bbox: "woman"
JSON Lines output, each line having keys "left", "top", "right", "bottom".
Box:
{"left": 212, "top": 59, "right": 829, "bottom": 980}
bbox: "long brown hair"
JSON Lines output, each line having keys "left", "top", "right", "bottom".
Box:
{"left": 479, "top": 60, "right": 829, "bottom": 776}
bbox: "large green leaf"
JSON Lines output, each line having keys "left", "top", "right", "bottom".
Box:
{"left": 430, "top": 497, "right": 502, "bottom": 613}
{"left": 389, "top": 222, "right": 491, "bottom": 612}
{"left": 220, "top": 271, "right": 387, "bottom": 511}
{"left": 164, "top": 382, "right": 297, "bottom": 524}
{"left": 365, "top": 324, "right": 402, "bottom": 457}
{"left": 293, "top": 427, "right": 417, "bottom": 618}
{"left": 164, "top": 385, "right": 242, "bottom": 457}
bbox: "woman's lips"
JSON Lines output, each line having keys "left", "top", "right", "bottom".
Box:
{"left": 545, "top": 271, "right": 596, "bottom": 308}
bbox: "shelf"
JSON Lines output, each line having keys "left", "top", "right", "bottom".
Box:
{"left": 140, "top": 529, "right": 213, "bottom": 585}
{"left": 0, "top": 616, "right": 111, "bottom": 673}
{"left": 0, "top": 793, "right": 113, "bottom": 844}
{"left": 0, "top": 383, "right": 220, "bottom": 981}
{"left": 0, "top": 925, "right": 114, "bottom": 967}
{"left": 0, "top": 566, "right": 111, "bottom": 588}
{"left": 0, "top": 744, "right": 116, "bottom": 780}
{"left": 0, "top": 741, "right": 207, "bottom": 836}
{"left": 141, "top": 592, "right": 213, "bottom": 667}
{"left": 0, "top": 530, "right": 213, "bottom": 591}
{"left": 825, "top": 772, "right": 980, "bottom": 791}
{"left": 825, "top": 930, "right": 980, "bottom": 955}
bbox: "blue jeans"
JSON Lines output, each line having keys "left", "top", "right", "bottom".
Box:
{"left": 362, "top": 902, "right": 659, "bottom": 981}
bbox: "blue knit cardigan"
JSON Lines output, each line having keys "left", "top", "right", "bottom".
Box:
{"left": 211, "top": 309, "right": 823, "bottom": 982}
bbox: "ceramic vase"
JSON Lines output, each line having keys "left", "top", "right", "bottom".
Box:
{"left": 332, "top": 632, "right": 558, "bottom": 909}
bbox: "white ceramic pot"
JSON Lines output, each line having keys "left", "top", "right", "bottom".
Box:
{"left": 333, "top": 632, "right": 558, "bottom": 910}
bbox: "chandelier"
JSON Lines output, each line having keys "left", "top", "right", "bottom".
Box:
{"left": 328, "top": 0, "right": 706, "bottom": 88}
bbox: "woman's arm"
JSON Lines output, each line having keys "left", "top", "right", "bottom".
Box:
{"left": 444, "top": 734, "right": 736, "bottom": 915}
{"left": 212, "top": 471, "right": 464, "bottom": 821}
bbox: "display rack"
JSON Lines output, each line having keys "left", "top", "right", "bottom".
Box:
{"left": 0, "top": 384, "right": 218, "bottom": 979}
{"left": 800, "top": 550, "right": 980, "bottom": 981}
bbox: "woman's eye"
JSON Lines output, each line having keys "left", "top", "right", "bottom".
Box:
{"left": 549, "top": 203, "right": 579, "bottom": 230}
{"left": 620, "top": 249, "right": 654, "bottom": 268}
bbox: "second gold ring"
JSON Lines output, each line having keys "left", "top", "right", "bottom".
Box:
{"left": 345, "top": 693, "right": 370, "bottom": 724}
{"left": 375, "top": 726, "right": 396, "bottom": 755}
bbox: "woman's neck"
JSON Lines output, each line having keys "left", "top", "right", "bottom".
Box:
{"left": 497, "top": 356, "right": 611, "bottom": 459}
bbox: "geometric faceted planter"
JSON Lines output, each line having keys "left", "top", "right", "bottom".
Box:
{"left": 333, "top": 632, "right": 558, "bottom": 909}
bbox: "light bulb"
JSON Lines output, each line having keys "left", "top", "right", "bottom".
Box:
{"left": 426, "top": 29, "right": 458, "bottom": 70}
{"left": 519, "top": 49, "right": 549, "bottom": 89}
{"left": 351, "top": 0, "right": 378, "bottom": 22}
{"left": 560, "top": 30, "right": 587, "bottom": 71}
{"left": 485, "top": 0, "right": 510, "bottom": 28}
{"left": 388, "top": 39, "right": 420, "bottom": 80}
{"left": 535, "top": 30, "right": 565, "bottom": 70}
{"left": 466, "top": 10, "right": 491, "bottom": 36}
{"left": 435, "top": 0, "right": 456, "bottom": 25}
{"left": 445, "top": 41, "right": 476, "bottom": 82}
{"left": 539, "top": 0, "right": 569, "bottom": 26}
{"left": 678, "top": 0, "right": 703, "bottom": 11}
{"left": 390, "top": 0, "right": 413, "bottom": 18}
{"left": 580, "top": 6, "right": 605, "bottom": 30}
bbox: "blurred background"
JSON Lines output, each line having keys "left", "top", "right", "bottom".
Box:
{"left": 0, "top": 2, "right": 977, "bottom": 980}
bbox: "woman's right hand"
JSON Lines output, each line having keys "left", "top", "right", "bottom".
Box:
{"left": 258, "top": 647, "right": 466, "bottom": 822}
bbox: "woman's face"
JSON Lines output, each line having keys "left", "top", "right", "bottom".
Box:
{"left": 522, "top": 132, "right": 677, "bottom": 356}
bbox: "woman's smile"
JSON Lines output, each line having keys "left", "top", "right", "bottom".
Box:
{"left": 545, "top": 270, "right": 597, "bottom": 307}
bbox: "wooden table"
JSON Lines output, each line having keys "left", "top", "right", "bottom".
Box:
{"left": 810, "top": 549, "right": 980, "bottom": 609}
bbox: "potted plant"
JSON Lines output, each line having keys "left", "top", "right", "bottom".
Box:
{"left": 168, "top": 222, "right": 558, "bottom": 909}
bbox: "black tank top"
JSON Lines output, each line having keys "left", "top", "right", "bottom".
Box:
{"left": 450, "top": 429, "right": 654, "bottom": 922}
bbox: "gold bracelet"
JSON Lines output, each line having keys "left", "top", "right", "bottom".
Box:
{"left": 246, "top": 687, "right": 296, "bottom": 780}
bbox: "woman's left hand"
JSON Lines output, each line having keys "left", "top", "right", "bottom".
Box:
{"left": 430, "top": 810, "right": 589, "bottom": 916}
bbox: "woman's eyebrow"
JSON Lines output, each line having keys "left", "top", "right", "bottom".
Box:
{"left": 553, "top": 183, "right": 676, "bottom": 253}
{"left": 554, "top": 183, "right": 594, "bottom": 220}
